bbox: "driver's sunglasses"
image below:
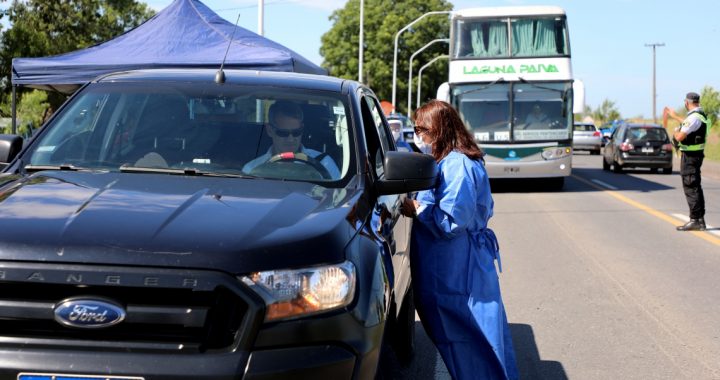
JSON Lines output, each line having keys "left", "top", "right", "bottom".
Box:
{"left": 271, "top": 124, "right": 304, "bottom": 138}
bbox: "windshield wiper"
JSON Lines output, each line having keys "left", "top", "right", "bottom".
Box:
{"left": 454, "top": 77, "right": 506, "bottom": 97}
{"left": 517, "top": 77, "right": 565, "bottom": 94}
{"left": 24, "top": 164, "right": 92, "bottom": 172}
{"left": 119, "top": 165, "right": 254, "bottom": 178}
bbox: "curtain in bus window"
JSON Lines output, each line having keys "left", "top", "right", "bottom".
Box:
{"left": 470, "top": 25, "right": 487, "bottom": 56}
{"left": 533, "top": 19, "right": 557, "bottom": 55}
{"left": 486, "top": 22, "right": 508, "bottom": 57}
{"left": 511, "top": 20, "right": 534, "bottom": 56}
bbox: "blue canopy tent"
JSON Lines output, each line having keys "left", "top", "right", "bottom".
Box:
{"left": 10, "top": 0, "right": 326, "bottom": 132}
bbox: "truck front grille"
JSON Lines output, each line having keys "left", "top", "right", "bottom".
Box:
{"left": 0, "top": 264, "right": 261, "bottom": 353}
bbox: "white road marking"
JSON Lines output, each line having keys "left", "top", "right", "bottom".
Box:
{"left": 672, "top": 213, "right": 689, "bottom": 222}
{"left": 671, "top": 213, "right": 720, "bottom": 237}
{"left": 590, "top": 179, "right": 619, "bottom": 190}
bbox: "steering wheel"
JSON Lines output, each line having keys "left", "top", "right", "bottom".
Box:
{"left": 253, "top": 152, "right": 332, "bottom": 180}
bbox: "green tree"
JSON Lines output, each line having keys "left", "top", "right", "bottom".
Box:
{"left": 592, "top": 99, "right": 621, "bottom": 126}
{"left": 320, "top": 0, "right": 452, "bottom": 116}
{"left": 8, "top": 90, "right": 48, "bottom": 137}
{"left": 574, "top": 104, "right": 593, "bottom": 122}
{"left": 700, "top": 85, "right": 720, "bottom": 124}
{"left": 0, "top": 0, "right": 154, "bottom": 114}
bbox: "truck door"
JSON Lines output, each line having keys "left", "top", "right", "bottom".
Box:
{"left": 359, "top": 92, "right": 412, "bottom": 298}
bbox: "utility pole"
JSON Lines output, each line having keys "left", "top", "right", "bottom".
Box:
{"left": 645, "top": 42, "right": 664, "bottom": 123}
{"left": 407, "top": 39, "right": 448, "bottom": 115}
{"left": 392, "top": 11, "right": 452, "bottom": 114}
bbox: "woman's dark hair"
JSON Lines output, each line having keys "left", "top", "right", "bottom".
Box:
{"left": 414, "top": 100, "right": 483, "bottom": 162}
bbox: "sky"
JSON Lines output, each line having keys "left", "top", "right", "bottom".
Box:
{"left": 147, "top": 0, "right": 720, "bottom": 119}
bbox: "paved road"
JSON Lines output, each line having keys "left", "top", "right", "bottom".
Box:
{"left": 384, "top": 153, "right": 720, "bottom": 380}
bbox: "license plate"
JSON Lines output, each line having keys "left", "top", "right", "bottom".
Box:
{"left": 641, "top": 147, "right": 653, "bottom": 153}
{"left": 19, "top": 373, "right": 144, "bottom": 380}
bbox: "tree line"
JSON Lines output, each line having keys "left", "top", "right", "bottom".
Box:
{"left": 1, "top": 0, "right": 717, "bottom": 137}
{"left": 0, "top": 0, "right": 452, "bottom": 136}
{"left": 0, "top": 0, "right": 155, "bottom": 136}
{"left": 579, "top": 86, "right": 720, "bottom": 127}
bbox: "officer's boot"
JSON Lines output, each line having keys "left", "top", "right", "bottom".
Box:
{"left": 676, "top": 218, "right": 706, "bottom": 231}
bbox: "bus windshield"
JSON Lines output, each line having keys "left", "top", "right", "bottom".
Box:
{"left": 454, "top": 83, "right": 511, "bottom": 142}
{"left": 453, "top": 16, "right": 569, "bottom": 59}
{"left": 453, "top": 81, "right": 572, "bottom": 143}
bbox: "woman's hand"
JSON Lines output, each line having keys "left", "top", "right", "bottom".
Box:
{"left": 400, "top": 197, "right": 419, "bottom": 218}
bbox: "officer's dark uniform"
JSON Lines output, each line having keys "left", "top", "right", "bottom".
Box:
{"left": 676, "top": 107, "right": 709, "bottom": 231}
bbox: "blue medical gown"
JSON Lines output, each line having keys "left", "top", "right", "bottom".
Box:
{"left": 411, "top": 151, "right": 518, "bottom": 380}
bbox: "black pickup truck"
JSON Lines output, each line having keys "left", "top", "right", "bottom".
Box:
{"left": 0, "top": 69, "right": 437, "bottom": 379}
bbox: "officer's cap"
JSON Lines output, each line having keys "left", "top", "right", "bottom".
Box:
{"left": 685, "top": 92, "right": 700, "bottom": 103}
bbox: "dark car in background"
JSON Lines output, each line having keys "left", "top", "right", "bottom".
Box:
{"left": 598, "top": 121, "right": 622, "bottom": 146}
{"left": 0, "top": 69, "right": 438, "bottom": 379}
{"left": 572, "top": 122, "right": 602, "bottom": 154}
{"left": 602, "top": 123, "right": 673, "bottom": 174}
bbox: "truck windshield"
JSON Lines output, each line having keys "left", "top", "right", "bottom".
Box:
{"left": 26, "top": 82, "right": 353, "bottom": 183}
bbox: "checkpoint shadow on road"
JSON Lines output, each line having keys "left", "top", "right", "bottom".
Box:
{"left": 379, "top": 321, "right": 567, "bottom": 380}
{"left": 490, "top": 167, "right": 675, "bottom": 194}
{"left": 377, "top": 321, "right": 450, "bottom": 379}
{"left": 511, "top": 323, "right": 568, "bottom": 380}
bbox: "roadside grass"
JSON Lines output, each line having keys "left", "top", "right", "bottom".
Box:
{"left": 663, "top": 118, "right": 720, "bottom": 161}
{"left": 705, "top": 129, "right": 720, "bottom": 160}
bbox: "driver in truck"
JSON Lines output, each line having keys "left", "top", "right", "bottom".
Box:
{"left": 242, "top": 100, "right": 340, "bottom": 178}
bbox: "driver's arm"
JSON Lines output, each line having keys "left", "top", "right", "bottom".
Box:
{"left": 319, "top": 155, "right": 341, "bottom": 178}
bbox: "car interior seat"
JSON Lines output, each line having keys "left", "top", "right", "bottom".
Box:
{"left": 301, "top": 104, "right": 341, "bottom": 165}
{"left": 124, "top": 95, "right": 192, "bottom": 167}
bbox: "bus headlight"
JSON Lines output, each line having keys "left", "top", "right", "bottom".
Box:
{"left": 241, "top": 261, "right": 356, "bottom": 321}
{"left": 541, "top": 146, "right": 572, "bottom": 160}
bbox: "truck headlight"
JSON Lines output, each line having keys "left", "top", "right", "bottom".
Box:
{"left": 241, "top": 261, "right": 356, "bottom": 321}
{"left": 541, "top": 146, "right": 572, "bottom": 160}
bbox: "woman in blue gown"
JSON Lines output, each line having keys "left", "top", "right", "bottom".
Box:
{"left": 401, "top": 100, "right": 518, "bottom": 380}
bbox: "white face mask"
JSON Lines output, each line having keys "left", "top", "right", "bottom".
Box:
{"left": 392, "top": 131, "right": 401, "bottom": 141}
{"left": 413, "top": 133, "right": 432, "bottom": 154}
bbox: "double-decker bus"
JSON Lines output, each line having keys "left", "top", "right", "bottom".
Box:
{"left": 437, "top": 6, "right": 581, "bottom": 189}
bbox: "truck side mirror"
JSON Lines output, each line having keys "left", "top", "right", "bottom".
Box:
{"left": 376, "top": 151, "right": 438, "bottom": 195}
{"left": 0, "top": 134, "right": 23, "bottom": 164}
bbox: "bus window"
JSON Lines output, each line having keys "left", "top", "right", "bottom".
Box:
{"left": 453, "top": 19, "right": 509, "bottom": 58}
{"left": 512, "top": 82, "right": 572, "bottom": 141}
{"left": 511, "top": 17, "right": 568, "bottom": 57}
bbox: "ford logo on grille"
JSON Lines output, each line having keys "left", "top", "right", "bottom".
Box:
{"left": 54, "top": 297, "right": 126, "bottom": 329}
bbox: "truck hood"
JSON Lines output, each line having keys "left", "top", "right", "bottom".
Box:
{"left": 0, "top": 171, "right": 363, "bottom": 274}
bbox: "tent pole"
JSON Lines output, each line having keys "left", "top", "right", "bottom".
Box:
{"left": 258, "top": 0, "right": 264, "bottom": 36}
{"left": 11, "top": 85, "right": 17, "bottom": 135}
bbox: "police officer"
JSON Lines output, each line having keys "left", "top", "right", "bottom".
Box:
{"left": 665, "top": 92, "right": 709, "bottom": 231}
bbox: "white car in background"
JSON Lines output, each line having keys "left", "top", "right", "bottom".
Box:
{"left": 573, "top": 122, "right": 603, "bottom": 155}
